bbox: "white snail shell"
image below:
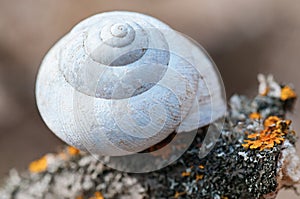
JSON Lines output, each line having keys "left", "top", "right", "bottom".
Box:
{"left": 36, "top": 11, "right": 226, "bottom": 156}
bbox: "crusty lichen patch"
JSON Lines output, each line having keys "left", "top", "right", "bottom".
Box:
{"left": 67, "top": 146, "right": 81, "bottom": 156}
{"left": 0, "top": 75, "right": 299, "bottom": 199}
{"left": 243, "top": 116, "right": 293, "bottom": 151}
{"left": 249, "top": 112, "right": 262, "bottom": 120}
{"left": 89, "top": 191, "right": 104, "bottom": 199}
{"left": 281, "top": 86, "right": 297, "bottom": 101}
{"left": 29, "top": 155, "right": 48, "bottom": 173}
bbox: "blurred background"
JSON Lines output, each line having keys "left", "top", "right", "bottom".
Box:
{"left": 0, "top": 0, "right": 300, "bottom": 198}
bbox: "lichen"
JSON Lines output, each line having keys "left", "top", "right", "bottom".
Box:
{"left": 249, "top": 112, "right": 262, "bottom": 120}
{"left": 28, "top": 156, "right": 48, "bottom": 173}
{"left": 67, "top": 146, "right": 81, "bottom": 156}
{"left": 89, "top": 192, "right": 104, "bottom": 199}
{"left": 281, "top": 86, "right": 297, "bottom": 101}
{"left": 0, "top": 75, "right": 299, "bottom": 199}
{"left": 242, "top": 116, "right": 293, "bottom": 151}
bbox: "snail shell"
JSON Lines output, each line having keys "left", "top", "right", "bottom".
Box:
{"left": 36, "top": 11, "right": 226, "bottom": 156}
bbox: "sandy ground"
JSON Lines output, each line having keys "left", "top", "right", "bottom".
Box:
{"left": 0, "top": 0, "right": 300, "bottom": 197}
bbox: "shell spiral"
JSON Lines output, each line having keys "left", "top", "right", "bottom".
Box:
{"left": 36, "top": 11, "right": 226, "bottom": 156}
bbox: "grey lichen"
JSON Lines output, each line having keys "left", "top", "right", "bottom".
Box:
{"left": 0, "top": 75, "right": 299, "bottom": 199}
{"left": 0, "top": 153, "right": 146, "bottom": 199}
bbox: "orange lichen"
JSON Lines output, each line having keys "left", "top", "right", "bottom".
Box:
{"left": 243, "top": 116, "right": 292, "bottom": 151}
{"left": 174, "top": 191, "right": 186, "bottom": 198}
{"left": 264, "top": 116, "right": 281, "bottom": 128}
{"left": 249, "top": 112, "right": 262, "bottom": 120}
{"left": 195, "top": 174, "right": 204, "bottom": 182}
{"left": 181, "top": 171, "right": 191, "bottom": 177}
{"left": 89, "top": 192, "right": 104, "bottom": 199}
{"left": 247, "top": 133, "right": 260, "bottom": 139}
{"left": 76, "top": 196, "right": 84, "bottom": 199}
{"left": 281, "top": 86, "right": 297, "bottom": 101}
{"left": 29, "top": 155, "right": 48, "bottom": 173}
{"left": 198, "top": 165, "right": 205, "bottom": 169}
{"left": 67, "top": 146, "right": 81, "bottom": 155}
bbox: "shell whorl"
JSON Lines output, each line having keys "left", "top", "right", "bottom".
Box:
{"left": 87, "top": 21, "right": 148, "bottom": 65}
{"left": 60, "top": 13, "right": 170, "bottom": 99}
{"left": 36, "top": 11, "right": 226, "bottom": 156}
